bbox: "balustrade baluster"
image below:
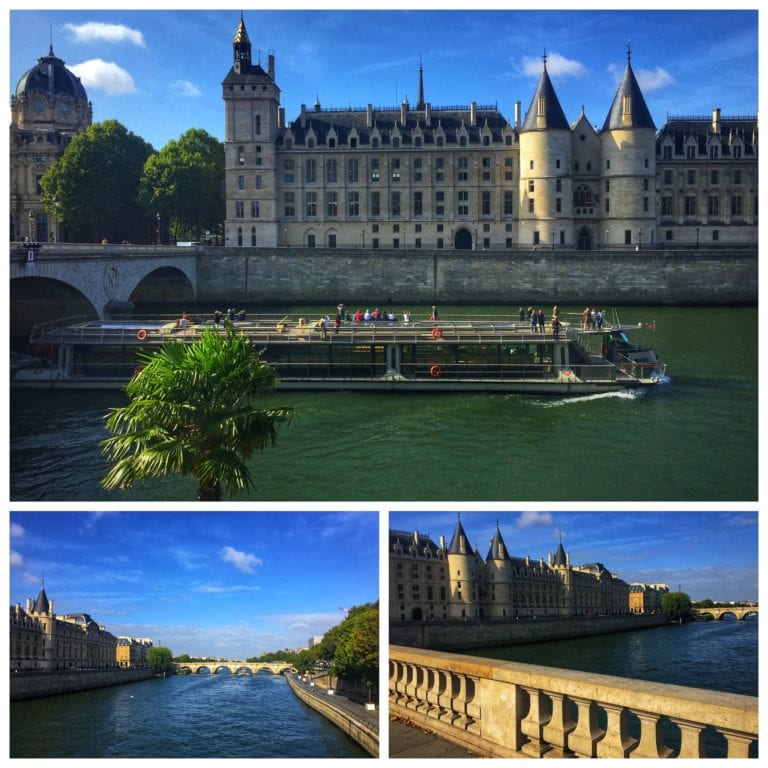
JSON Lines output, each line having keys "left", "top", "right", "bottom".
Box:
{"left": 717, "top": 728, "right": 755, "bottom": 758}
{"left": 425, "top": 668, "right": 443, "bottom": 719}
{"left": 404, "top": 663, "right": 420, "bottom": 710}
{"left": 414, "top": 665, "right": 431, "bottom": 714}
{"left": 520, "top": 686, "right": 552, "bottom": 756}
{"left": 438, "top": 671, "right": 459, "bottom": 726}
{"left": 629, "top": 711, "right": 674, "bottom": 758}
{"left": 542, "top": 691, "right": 576, "bottom": 756}
{"left": 596, "top": 703, "right": 637, "bottom": 758}
{"left": 670, "top": 718, "right": 707, "bottom": 758}
{"left": 453, "top": 673, "right": 472, "bottom": 730}
{"left": 567, "top": 696, "right": 605, "bottom": 758}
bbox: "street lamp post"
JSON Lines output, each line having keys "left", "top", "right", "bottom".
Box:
{"left": 28, "top": 211, "right": 34, "bottom": 241}
{"left": 52, "top": 196, "right": 60, "bottom": 243}
{"left": 156, "top": 212, "right": 161, "bottom": 245}
{"left": 696, "top": 227, "right": 700, "bottom": 248}
{"left": 551, "top": 230, "right": 555, "bottom": 251}
{"left": 361, "top": 229, "right": 365, "bottom": 249}
{"left": 638, "top": 230, "right": 642, "bottom": 250}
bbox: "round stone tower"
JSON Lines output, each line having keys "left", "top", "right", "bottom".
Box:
{"left": 600, "top": 45, "right": 657, "bottom": 249}
{"left": 446, "top": 516, "right": 481, "bottom": 619}
{"left": 518, "top": 54, "right": 574, "bottom": 249}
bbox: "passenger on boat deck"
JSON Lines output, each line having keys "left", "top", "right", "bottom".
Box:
{"left": 589, "top": 310, "right": 598, "bottom": 329}
{"left": 430, "top": 305, "right": 439, "bottom": 321}
{"left": 334, "top": 315, "right": 341, "bottom": 333}
{"left": 363, "top": 308, "right": 372, "bottom": 323}
{"left": 596, "top": 310, "right": 604, "bottom": 330}
{"left": 319, "top": 316, "right": 329, "bottom": 340}
{"left": 552, "top": 315, "right": 561, "bottom": 340}
{"left": 372, "top": 308, "right": 381, "bottom": 321}
{"left": 518, "top": 307, "right": 525, "bottom": 322}
{"left": 228, "top": 308, "right": 236, "bottom": 322}
{"left": 213, "top": 310, "right": 222, "bottom": 326}
{"left": 537, "top": 308, "right": 545, "bottom": 331}
{"left": 237, "top": 309, "right": 246, "bottom": 322}
{"left": 178, "top": 311, "right": 190, "bottom": 329}
{"left": 527, "top": 306, "right": 534, "bottom": 322}
{"left": 337, "top": 303, "right": 346, "bottom": 321}
{"left": 386, "top": 310, "right": 396, "bottom": 321}
{"left": 403, "top": 310, "right": 412, "bottom": 324}
{"left": 530, "top": 310, "right": 538, "bottom": 332}
{"left": 354, "top": 309, "right": 363, "bottom": 325}
{"left": 553, "top": 305, "right": 559, "bottom": 318}
{"left": 582, "top": 307, "right": 591, "bottom": 329}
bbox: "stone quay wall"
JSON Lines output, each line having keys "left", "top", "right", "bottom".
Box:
{"left": 10, "top": 667, "right": 155, "bottom": 701}
{"left": 286, "top": 674, "right": 379, "bottom": 757}
{"left": 390, "top": 613, "right": 670, "bottom": 652}
{"left": 196, "top": 247, "right": 757, "bottom": 306}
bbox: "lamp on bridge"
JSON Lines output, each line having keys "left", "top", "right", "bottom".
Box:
{"left": 52, "top": 195, "right": 60, "bottom": 243}
{"left": 28, "top": 211, "right": 34, "bottom": 241}
{"left": 156, "top": 212, "right": 161, "bottom": 245}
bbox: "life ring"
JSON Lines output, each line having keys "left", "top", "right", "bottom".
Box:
{"left": 562, "top": 370, "right": 573, "bottom": 376}
{"left": 136, "top": 329, "right": 148, "bottom": 341}
{"left": 429, "top": 364, "right": 442, "bottom": 378}
{"left": 431, "top": 327, "right": 443, "bottom": 339}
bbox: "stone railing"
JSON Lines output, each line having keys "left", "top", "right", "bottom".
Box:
{"left": 389, "top": 645, "right": 757, "bottom": 758}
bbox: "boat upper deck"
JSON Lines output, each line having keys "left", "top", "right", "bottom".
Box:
{"left": 30, "top": 314, "right": 634, "bottom": 347}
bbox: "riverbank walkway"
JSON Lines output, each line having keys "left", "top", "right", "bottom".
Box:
{"left": 389, "top": 717, "right": 478, "bottom": 758}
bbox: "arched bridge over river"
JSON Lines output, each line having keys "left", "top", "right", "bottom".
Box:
{"left": 175, "top": 661, "right": 293, "bottom": 676}
{"left": 10, "top": 244, "right": 197, "bottom": 319}
{"left": 691, "top": 606, "right": 758, "bottom": 620}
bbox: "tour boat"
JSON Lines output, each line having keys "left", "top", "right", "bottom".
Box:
{"left": 12, "top": 313, "right": 667, "bottom": 394}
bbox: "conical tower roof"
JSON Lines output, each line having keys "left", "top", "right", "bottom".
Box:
{"left": 448, "top": 516, "right": 472, "bottom": 555}
{"left": 602, "top": 47, "right": 655, "bottom": 131}
{"left": 520, "top": 55, "right": 570, "bottom": 132}
{"left": 486, "top": 524, "right": 511, "bottom": 562}
{"left": 553, "top": 541, "right": 567, "bottom": 567}
{"left": 32, "top": 584, "right": 50, "bottom": 614}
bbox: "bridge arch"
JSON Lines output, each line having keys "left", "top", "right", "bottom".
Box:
{"left": 127, "top": 266, "right": 195, "bottom": 307}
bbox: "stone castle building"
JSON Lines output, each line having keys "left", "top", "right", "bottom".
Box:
{"left": 222, "top": 16, "right": 757, "bottom": 251}
{"left": 10, "top": 585, "right": 151, "bottom": 671}
{"left": 390, "top": 518, "right": 631, "bottom": 622}
{"left": 9, "top": 44, "right": 92, "bottom": 242}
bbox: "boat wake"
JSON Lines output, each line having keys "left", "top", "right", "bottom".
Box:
{"left": 538, "top": 389, "right": 645, "bottom": 407}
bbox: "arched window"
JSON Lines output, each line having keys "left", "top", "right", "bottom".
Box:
{"left": 573, "top": 185, "right": 594, "bottom": 208}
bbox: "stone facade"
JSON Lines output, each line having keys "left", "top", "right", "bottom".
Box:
{"left": 390, "top": 520, "right": 630, "bottom": 623}
{"left": 222, "top": 17, "right": 757, "bottom": 252}
{"left": 629, "top": 582, "right": 669, "bottom": 614}
{"left": 9, "top": 46, "right": 92, "bottom": 242}
{"left": 9, "top": 585, "right": 150, "bottom": 672}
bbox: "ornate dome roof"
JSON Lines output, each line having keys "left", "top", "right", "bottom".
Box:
{"left": 15, "top": 46, "right": 88, "bottom": 103}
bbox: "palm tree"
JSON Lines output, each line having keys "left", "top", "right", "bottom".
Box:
{"left": 100, "top": 322, "right": 292, "bottom": 500}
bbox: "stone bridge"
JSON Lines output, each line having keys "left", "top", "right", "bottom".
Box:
{"left": 10, "top": 243, "right": 197, "bottom": 319}
{"left": 691, "top": 606, "right": 758, "bottom": 621}
{"left": 175, "top": 661, "right": 293, "bottom": 676}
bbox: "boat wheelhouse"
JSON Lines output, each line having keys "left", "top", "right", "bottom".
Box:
{"left": 13, "top": 313, "right": 666, "bottom": 393}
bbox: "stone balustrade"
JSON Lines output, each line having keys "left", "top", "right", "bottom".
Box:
{"left": 389, "top": 645, "right": 757, "bottom": 758}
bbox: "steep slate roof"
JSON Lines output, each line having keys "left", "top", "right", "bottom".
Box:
{"left": 486, "top": 525, "right": 511, "bottom": 562}
{"left": 552, "top": 541, "right": 567, "bottom": 567}
{"left": 656, "top": 115, "right": 758, "bottom": 158}
{"left": 520, "top": 61, "right": 570, "bottom": 132}
{"left": 32, "top": 585, "right": 50, "bottom": 614}
{"left": 448, "top": 516, "right": 472, "bottom": 555}
{"left": 284, "top": 105, "right": 511, "bottom": 147}
{"left": 602, "top": 55, "right": 656, "bottom": 131}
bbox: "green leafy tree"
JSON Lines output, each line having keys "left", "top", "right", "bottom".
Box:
{"left": 147, "top": 646, "right": 174, "bottom": 675}
{"left": 139, "top": 128, "right": 224, "bottom": 242}
{"left": 100, "top": 323, "right": 292, "bottom": 500}
{"left": 40, "top": 119, "right": 154, "bottom": 243}
{"left": 662, "top": 591, "right": 692, "bottom": 620}
{"left": 332, "top": 603, "right": 379, "bottom": 684}
{"left": 694, "top": 598, "right": 715, "bottom": 609}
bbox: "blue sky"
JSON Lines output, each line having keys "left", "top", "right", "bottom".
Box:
{"left": 10, "top": 511, "right": 379, "bottom": 659}
{"left": 389, "top": 511, "right": 758, "bottom": 602}
{"left": 7, "top": 5, "right": 759, "bottom": 151}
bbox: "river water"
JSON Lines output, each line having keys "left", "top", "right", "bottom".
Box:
{"left": 471, "top": 618, "right": 758, "bottom": 758}
{"left": 10, "top": 672, "right": 369, "bottom": 758}
{"left": 9, "top": 305, "right": 757, "bottom": 501}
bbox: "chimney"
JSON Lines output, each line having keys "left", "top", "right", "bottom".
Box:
{"left": 548, "top": 553, "right": 552, "bottom": 566}
{"left": 525, "top": 555, "right": 530, "bottom": 566}
{"left": 439, "top": 534, "right": 446, "bottom": 550}
{"left": 401, "top": 99, "right": 408, "bottom": 125}
{"left": 268, "top": 53, "right": 275, "bottom": 80}
{"left": 414, "top": 530, "right": 420, "bottom": 545}
{"left": 26, "top": 597, "right": 31, "bottom": 613}
{"left": 514, "top": 100, "right": 521, "bottom": 130}
{"left": 425, "top": 102, "right": 431, "bottom": 125}
{"left": 300, "top": 104, "right": 306, "bottom": 129}
{"left": 278, "top": 107, "right": 285, "bottom": 129}
{"left": 366, "top": 103, "right": 373, "bottom": 129}
{"left": 712, "top": 108, "right": 722, "bottom": 135}
{"left": 470, "top": 100, "right": 477, "bottom": 127}
{"left": 566, "top": 553, "right": 570, "bottom": 567}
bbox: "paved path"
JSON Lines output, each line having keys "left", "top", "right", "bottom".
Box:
{"left": 389, "top": 717, "right": 478, "bottom": 758}
{"left": 290, "top": 674, "right": 379, "bottom": 732}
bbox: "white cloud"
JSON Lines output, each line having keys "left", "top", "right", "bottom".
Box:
{"left": 521, "top": 52, "right": 587, "bottom": 79}
{"left": 636, "top": 66, "right": 674, "bottom": 93}
{"left": 69, "top": 60, "right": 136, "bottom": 95}
{"left": 219, "top": 546, "right": 262, "bottom": 574}
{"left": 10, "top": 522, "right": 25, "bottom": 538}
{"left": 65, "top": 22, "right": 146, "bottom": 48}
{"left": 171, "top": 80, "right": 202, "bottom": 98}
{"left": 517, "top": 511, "right": 553, "bottom": 529}
{"left": 10, "top": 550, "right": 24, "bottom": 568}
{"left": 193, "top": 583, "right": 261, "bottom": 594}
